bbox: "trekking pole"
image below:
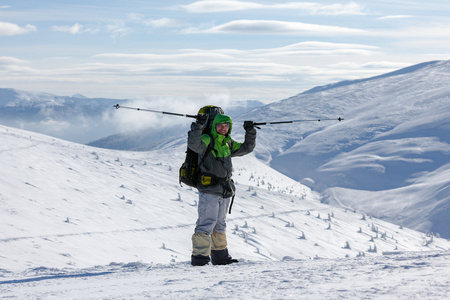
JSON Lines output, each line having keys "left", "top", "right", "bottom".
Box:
{"left": 114, "top": 104, "right": 344, "bottom": 125}
{"left": 113, "top": 104, "right": 198, "bottom": 119}
{"left": 254, "top": 117, "right": 343, "bottom": 127}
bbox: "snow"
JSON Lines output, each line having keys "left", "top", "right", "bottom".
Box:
{"left": 2, "top": 60, "right": 450, "bottom": 298}
{"left": 1, "top": 124, "right": 450, "bottom": 298}
{"left": 1, "top": 251, "right": 450, "bottom": 299}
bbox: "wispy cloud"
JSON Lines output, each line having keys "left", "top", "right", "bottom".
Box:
{"left": 144, "top": 18, "right": 183, "bottom": 28}
{"left": 182, "top": 0, "right": 366, "bottom": 15}
{"left": 48, "top": 14, "right": 182, "bottom": 38}
{"left": 373, "top": 23, "right": 450, "bottom": 39}
{"left": 329, "top": 61, "right": 411, "bottom": 70}
{"left": 256, "top": 41, "right": 380, "bottom": 56}
{"left": 52, "top": 23, "right": 84, "bottom": 34}
{"left": 86, "top": 41, "right": 383, "bottom": 85}
{"left": 2, "top": 40, "right": 386, "bottom": 92}
{"left": 188, "top": 20, "right": 367, "bottom": 36}
{"left": 105, "top": 21, "right": 133, "bottom": 38}
{"left": 0, "top": 56, "right": 35, "bottom": 73}
{"left": 0, "top": 56, "right": 28, "bottom": 64}
{"left": 182, "top": 0, "right": 262, "bottom": 12}
{"left": 127, "top": 14, "right": 183, "bottom": 28}
{"left": 93, "top": 41, "right": 379, "bottom": 64}
{"left": 377, "top": 15, "right": 414, "bottom": 20}
{"left": 0, "top": 22, "right": 36, "bottom": 36}
{"left": 261, "top": 41, "right": 379, "bottom": 51}
{"left": 93, "top": 52, "right": 235, "bottom": 61}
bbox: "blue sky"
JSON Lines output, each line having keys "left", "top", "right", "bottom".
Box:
{"left": 1, "top": 0, "right": 450, "bottom": 103}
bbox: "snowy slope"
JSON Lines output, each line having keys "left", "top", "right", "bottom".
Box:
{"left": 1, "top": 124, "right": 449, "bottom": 276}
{"left": 1, "top": 251, "right": 450, "bottom": 299}
{"left": 233, "top": 60, "right": 450, "bottom": 238}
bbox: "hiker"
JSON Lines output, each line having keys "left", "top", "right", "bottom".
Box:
{"left": 188, "top": 111, "right": 257, "bottom": 266}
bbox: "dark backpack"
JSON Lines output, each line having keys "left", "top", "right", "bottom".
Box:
{"left": 179, "top": 106, "right": 224, "bottom": 188}
{"left": 179, "top": 133, "right": 215, "bottom": 188}
{"left": 198, "top": 105, "right": 224, "bottom": 133}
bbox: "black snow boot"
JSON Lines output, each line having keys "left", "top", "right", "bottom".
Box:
{"left": 191, "top": 254, "right": 210, "bottom": 266}
{"left": 211, "top": 248, "right": 239, "bottom": 265}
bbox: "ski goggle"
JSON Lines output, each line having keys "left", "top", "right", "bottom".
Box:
{"left": 216, "top": 122, "right": 230, "bottom": 128}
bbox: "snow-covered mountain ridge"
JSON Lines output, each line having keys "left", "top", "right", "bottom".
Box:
{"left": 231, "top": 60, "right": 450, "bottom": 238}
{"left": 1, "top": 124, "right": 448, "bottom": 274}
{"left": 0, "top": 87, "right": 264, "bottom": 146}
{"left": 300, "top": 60, "right": 441, "bottom": 95}
{"left": 0, "top": 88, "right": 128, "bottom": 144}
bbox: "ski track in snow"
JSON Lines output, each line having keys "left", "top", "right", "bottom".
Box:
{"left": 1, "top": 251, "right": 449, "bottom": 299}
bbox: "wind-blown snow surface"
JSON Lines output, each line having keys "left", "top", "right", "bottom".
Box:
{"left": 1, "top": 124, "right": 450, "bottom": 298}
{"left": 233, "top": 60, "right": 450, "bottom": 238}
{"left": 1, "top": 251, "right": 450, "bottom": 299}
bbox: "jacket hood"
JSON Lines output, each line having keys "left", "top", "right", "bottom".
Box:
{"left": 211, "top": 114, "right": 233, "bottom": 137}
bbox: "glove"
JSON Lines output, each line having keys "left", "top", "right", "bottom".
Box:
{"left": 196, "top": 114, "right": 208, "bottom": 126}
{"left": 243, "top": 120, "right": 255, "bottom": 131}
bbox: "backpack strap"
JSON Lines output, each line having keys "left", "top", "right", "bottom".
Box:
{"left": 198, "top": 133, "right": 215, "bottom": 168}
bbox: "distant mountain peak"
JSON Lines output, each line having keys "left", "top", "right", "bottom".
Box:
{"left": 301, "top": 60, "right": 443, "bottom": 95}
{"left": 71, "top": 94, "right": 88, "bottom": 99}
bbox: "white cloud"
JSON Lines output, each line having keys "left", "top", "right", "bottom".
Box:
{"left": 182, "top": 0, "right": 366, "bottom": 15}
{"left": 0, "top": 22, "right": 36, "bottom": 36}
{"left": 306, "top": 2, "right": 366, "bottom": 16}
{"left": 377, "top": 15, "right": 414, "bottom": 20}
{"left": 0, "top": 56, "right": 34, "bottom": 73}
{"left": 195, "top": 20, "right": 367, "bottom": 36}
{"left": 328, "top": 61, "right": 411, "bottom": 70}
{"left": 0, "top": 56, "right": 28, "bottom": 65}
{"left": 127, "top": 14, "right": 183, "bottom": 28}
{"left": 49, "top": 16, "right": 182, "bottom": 38}
{"left": 252, "top": 42, "right": 380, "bottom": 57}
{"left": 360, "top": 61, "right": 411, "bottom": 69}
{"left": 86, "top": 41, "right": 383, "bottom": 82}
{"left": 399, "top": 25, "right": 450, "bottom": 39}
{"left": 143, "top": 18, "right": 183, "bottom": 28}
{"left": 261, "top": 41, "right": 379, "bottom": 52}
{"left": 106, "top": 21, "right": 133, "bottom": 38}
{"left": 372, "top": 24, "right": 450, "bottom": 40}
{"left": 182, "top": 0, "right": 263, "bottom": 13}
{"left": 93, "top": 52, "right": 235, "bottom": 61}
{"left": 92, "top": 40, "right": 382, "bottom": 70}
{"left": 52, "top": 23, "right": 84, "bottom": 34}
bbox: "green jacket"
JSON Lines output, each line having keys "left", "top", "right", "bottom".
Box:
{"left": 188, "top": 114, "right": 256, "bottom": 197}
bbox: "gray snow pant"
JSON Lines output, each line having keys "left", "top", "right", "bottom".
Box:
{"left": 192, "top": 192, "right": 230, "bottom": 257}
